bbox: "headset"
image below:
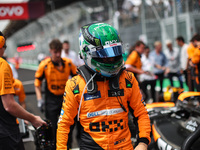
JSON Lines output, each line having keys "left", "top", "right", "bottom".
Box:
{"left": 34, "top": 120, "right": 54, "bottom": 150}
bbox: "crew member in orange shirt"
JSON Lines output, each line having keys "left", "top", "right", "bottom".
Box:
{"left": 187, "top": 35, "right": 199, "bottom": 91}
{"left": 187, "top": 42, "right": 196, "bottom": 60}
{"left": 13, "top": 78, "right": 26, "bottom": 109}
{"left": 34, "top": 38, "right": 77, "bottom": 149}
{"left": 191, "top": 34, "right": 200, "bottom": 91}
{"left": 0, "top": 31, "right": 46, "bottom": 150}
{"left": 125, "top": 40, "right": 146, "bottom": 81}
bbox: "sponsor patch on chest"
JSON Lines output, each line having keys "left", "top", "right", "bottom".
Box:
{"left": 84, "top": 91, "right": 101, "bottom": 101}
{"left": 108, "top": 89, "right": 124, "bottom": 97}
{"left": 87, "top": 108, "right": 124, "bottom": 118}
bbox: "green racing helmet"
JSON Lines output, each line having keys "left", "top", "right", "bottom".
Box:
{"left": 79, "top": 22, "right": 124, "bottom": 77}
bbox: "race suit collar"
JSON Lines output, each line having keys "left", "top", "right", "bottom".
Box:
{"left": 78, "top": 65, "right": 125, "bottom": 94}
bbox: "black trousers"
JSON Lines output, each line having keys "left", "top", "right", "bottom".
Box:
{"left": 183, "top": 70, "right": 188, "bottom": 87}
{"left": 194, "top": 76, "right": 200, "bottom": 92}
{"left": 187, "top": 68, "right": 195, "bottom": 91}
{"left": 168, "top": 72, "right": 183, "bottom": 88}
{"left": 45, "top": 94, "right": 63, "bottom": 150}
{"left": 155, "top": 73, "right": 164, "bottom": 93}
{"left": 0, "top": 134, "right": 25, "bottom": 150}
{"left": 140, "top": 79, "right": 156, "bottom": 102}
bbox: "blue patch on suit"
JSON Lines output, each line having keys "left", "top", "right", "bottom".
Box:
{"left": 61, "top": 109, "right": 64, "bottom": 115}
{"left": 84, "top": 91, "right": 101, "bottom": 101}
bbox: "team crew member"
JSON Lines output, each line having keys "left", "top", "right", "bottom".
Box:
{"left": 13, "top": 77, "right": 30, "bottom": 126}
{"left": 61, "top": 40, "right": 84, "bottom": 67}
{"left": 176, "top": 36, "right": 188, "bottom": 88}
{"left": 187, "top": 37, "right": 197, "bottom": 91}
{"left": 57, "top": 23, "right": 151, "bottom": 150}
{"left": 191, "top": 34, "right": 200, "bottom": 91}
{"left": 1, "top": 56, "right": 26, "bottom": 109}
{"left": 0, "top": 32, "right": 46, "bottom": 149}
{"left": 125, "top": 41, "right": 146, "bottom": 81}
{"left": 13, "top": 78, "right": 26, "bottom": 109}
{"left": 149, "top": 41, "right": 168, "bottom": 94}
{"left": 164, "top": 39, "right": 183, "bottom": 88}
{"left": 34, "top": 39, "right": 77, "bottom": 149}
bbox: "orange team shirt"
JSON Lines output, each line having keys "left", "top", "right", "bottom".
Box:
{"left": 192, "top": 48, "right": 200, "bottom": 75}
{"left": 187, "top": 43, "right": 196, "bottom": 59}
{"left": 192, "top": 48, "right": 200, "bottom": 65}
{"left": 13, "top": 78, "right": 26, "bottom": 103}
{"left": 34, "top": 57, "right": 77, "bottom": 96}
{"left": 125, "top": 51, "right": 142, "bottom": 69}
{"left": 0, "top": 58, "right": 15, "bottom": 96}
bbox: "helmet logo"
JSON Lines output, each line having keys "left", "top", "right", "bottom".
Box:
{"left": 95, "top": 39, "right": 100, "bottom": 46}
{"left": 110, "top": 43, "right": 118, "bottom": 47}
{"left": 83, "top": 26, "right": 88, "bottom": 28}
{"left": 105, "top": 40, "right": 117, "bottom": 45}
{"left": 95, "top": 68, "right": 101, "bottom": 73}
{"left": 83, "top": 46, "right": 89, "bottom": 52}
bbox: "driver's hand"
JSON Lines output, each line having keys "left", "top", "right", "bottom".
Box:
{"left": 134, "top": 142, "right": 148, "bottom": 150}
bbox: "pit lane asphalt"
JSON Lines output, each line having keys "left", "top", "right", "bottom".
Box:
{"left": 18, "top": 68, "right": 79, "bottom": 150}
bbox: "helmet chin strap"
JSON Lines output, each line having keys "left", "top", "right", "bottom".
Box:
{"left": 77, "top": 72, "right": 97, "bottom": 121}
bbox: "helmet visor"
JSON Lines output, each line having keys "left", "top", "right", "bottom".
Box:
{"left": 92, "top": 45, "right": 123, "bottom": 58}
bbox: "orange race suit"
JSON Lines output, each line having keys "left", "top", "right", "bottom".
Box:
{"left": 34, "top": 57, "right": 77, "bottom": 96}
{"left": 0, "top": 58, "right": 19, "bottom": 138}
{"left": 57, "top": 67, "right": 151, "bottom": 150}
{"left": 34, "top": 57, "right": 77, "bottom": 148}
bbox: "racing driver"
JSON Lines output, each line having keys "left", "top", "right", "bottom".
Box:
{"left": 57, "top": 23, "right": 151, "bottom": 150}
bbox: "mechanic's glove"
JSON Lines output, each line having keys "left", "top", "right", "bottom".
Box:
{"left": 37, "top": 99, "right": 44, "bottom": 113}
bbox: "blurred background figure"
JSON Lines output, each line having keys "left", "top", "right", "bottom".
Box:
{"left": 61, "top": 40, "right": 84, "bottom": 67}
{"left": 164, "top": 39, "right": 183, "bottom": 88}
{"left": 149, "top": 41, "right": 169, "bottom": 94}
{"left": 37, "top": 52, "right": 46, "bottom": 64}
{"left": 34, "top": 39, "right": 77, "bottom": 150}
{"left": 2, "top": 53, "right": 18, "bottom": 79}
{"left": 176, "top": 36, "right": 189, "bottom": 88}
{"left": 13, "top": 77, "right": 29, "bottom": 125}
{"left": 191, "top": 34, "right": 200, "bottom": 91}
{"left": 13, "top": 78, "right": 26, "bottom": 110}
{"left": 14, "top": 53, "right": 20, "bottom": 70}
{"left": 139, "top": 46, "right": 157, "bottom": 103}
{"left": 187, "top": 35, "right": 198, "bottom": 91}
{"left": 125, "top": 40, "right": 146, "bottom": 81}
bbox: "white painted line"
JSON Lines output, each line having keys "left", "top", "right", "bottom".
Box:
{"left": 22, "top": 80, "right": 35, "bottom": 85}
